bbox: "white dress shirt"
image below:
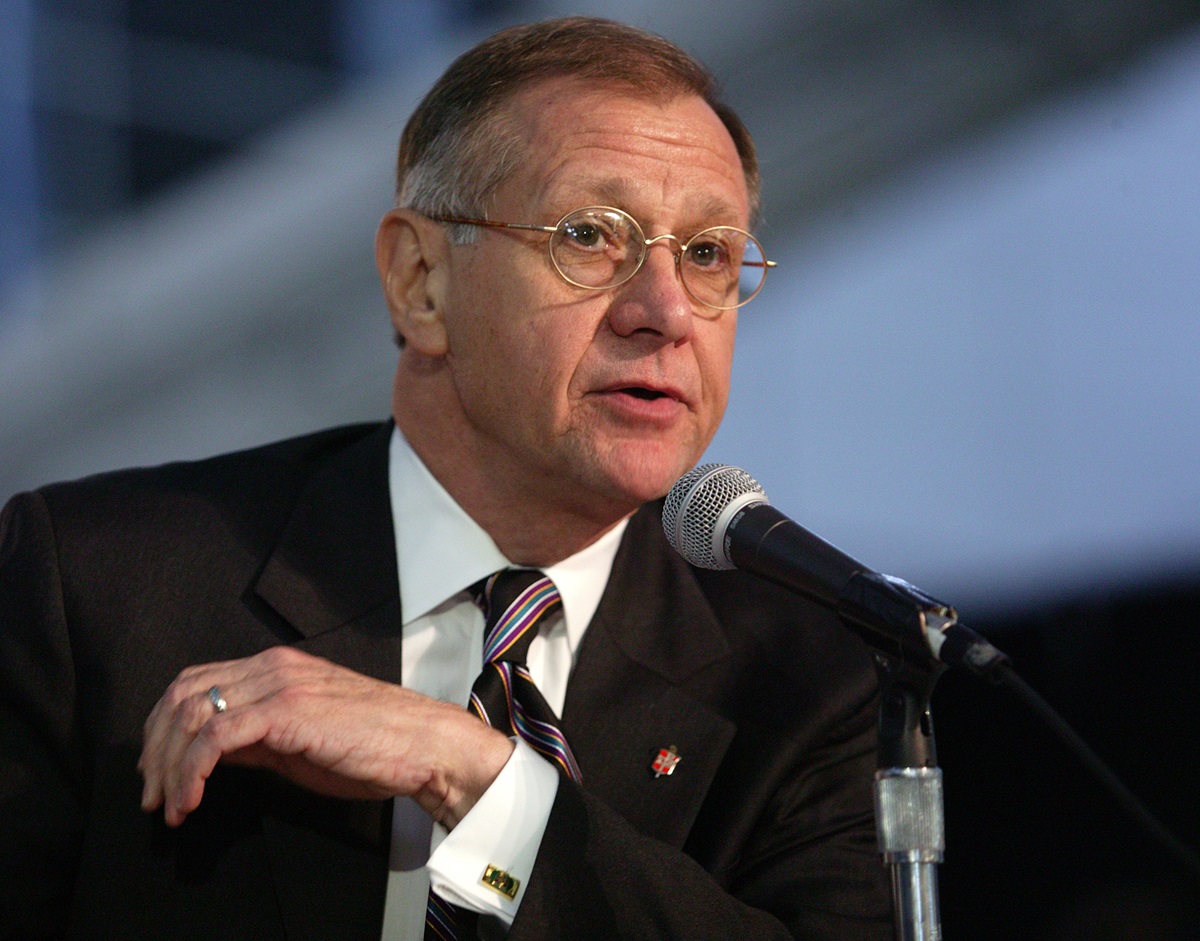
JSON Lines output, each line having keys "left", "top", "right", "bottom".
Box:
{"left": 381, "top": 427, "right": 627, "bottom": 940}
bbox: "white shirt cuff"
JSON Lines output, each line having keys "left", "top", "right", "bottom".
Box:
{"left": 426, "top": 738, "right": 560, "bottom": 925}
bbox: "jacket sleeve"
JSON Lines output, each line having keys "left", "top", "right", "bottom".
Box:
{"left": 0, "top": 491, "right": 88, "bottom": 941}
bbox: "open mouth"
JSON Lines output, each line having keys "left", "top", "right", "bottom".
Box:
{"left": 619, "top": 387, "right": 668, "bottom": 401}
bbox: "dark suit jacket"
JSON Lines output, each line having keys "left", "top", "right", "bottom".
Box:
{"left": 0, "top": 422, "right": 892, "bottom": 940}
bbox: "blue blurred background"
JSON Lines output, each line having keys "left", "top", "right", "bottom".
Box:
{"left": 2, "top": 1, "right": 1198, "bottom": 935}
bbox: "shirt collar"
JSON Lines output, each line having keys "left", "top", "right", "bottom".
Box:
{"left": 388, "top": 427, "right": 627, "bottom": 652}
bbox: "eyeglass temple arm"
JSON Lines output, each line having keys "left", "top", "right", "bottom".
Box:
{"left": 428, "top": 215, "right": 558, "bottom": 234}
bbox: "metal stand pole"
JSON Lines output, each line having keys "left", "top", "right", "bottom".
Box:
{"left": 874, "top": 663, "right": 945, "bottom": 941}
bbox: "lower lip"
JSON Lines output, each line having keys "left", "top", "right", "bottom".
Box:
{"left": 596, "top": 390, "right": 686, "bottom": 423}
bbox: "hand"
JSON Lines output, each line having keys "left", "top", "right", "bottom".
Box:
{"left": 138, "top": 646, "right": 514, "bottom": 829}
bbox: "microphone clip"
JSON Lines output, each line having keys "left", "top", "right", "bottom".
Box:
{"left": 840, "top": 571, "right": 1008, "bottom": 680}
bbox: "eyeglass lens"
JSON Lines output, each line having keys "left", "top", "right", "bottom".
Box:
{"left": 548, "top": 208, "right": 766, "bottom": 309}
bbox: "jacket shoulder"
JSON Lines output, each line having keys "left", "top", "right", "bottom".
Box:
{"left": 41, "top": 422, "right": 385, "bottom": 495}
{"left": 24, "top": 422, "right": 382, "bottom": 512}
{"left": 5, "top": 422, "right": 391, "bottom": 574}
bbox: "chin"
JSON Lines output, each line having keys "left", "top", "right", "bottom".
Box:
{"left": 585, "top": 442, "right": 697, "bottom": 510}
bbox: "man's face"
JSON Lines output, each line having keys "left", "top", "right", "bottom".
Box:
{"left": 434, "top": 79, "right": 748, "bottom": 519}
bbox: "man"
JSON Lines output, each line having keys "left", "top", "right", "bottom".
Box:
{"left": 0, "top": 17, "right": 892, "bottom": 941}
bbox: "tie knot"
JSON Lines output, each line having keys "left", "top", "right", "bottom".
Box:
{"left": 476, "top": 569, "right": 562, "bottom": 665}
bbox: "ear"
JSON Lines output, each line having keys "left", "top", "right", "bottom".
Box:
{"left": 375, "top": 208, "right": 450, "bottom": 356}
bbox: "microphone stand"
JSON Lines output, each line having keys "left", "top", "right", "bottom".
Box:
{"left": 873, "top": 655, "right": 945, "bottom": 941}
{"left": 837, "top": 571, "right": 958, "bottom": 941}
{"left": 839, "top": 568, "right": 1200, "bottom": 939}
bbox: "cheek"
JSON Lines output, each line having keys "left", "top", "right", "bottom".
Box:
{"left": 528, "top": 329, "right": 593, "bottom": 417}
{"left": 446, "top": 247, "right": 613, "bottom": 417}
{"left": 699, "top": 321, "right": 737, "bottom": 406}
{"left": 456, "top": 310, "right": 590, "bottom": 426}
{"left": 531, "top": 300, "right": 606, "bottom": 383}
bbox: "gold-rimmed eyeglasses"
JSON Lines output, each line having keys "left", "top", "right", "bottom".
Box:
{"left": 427, "top": 206, "right": 776, "bottom": 311}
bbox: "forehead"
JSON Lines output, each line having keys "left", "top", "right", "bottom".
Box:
{"left": 495, "top": 78, "right": 750, "bottom": 227}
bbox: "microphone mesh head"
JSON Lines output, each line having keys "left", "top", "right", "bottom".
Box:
{"left": 662, "top": 464, "right": 768, "bottom": 569}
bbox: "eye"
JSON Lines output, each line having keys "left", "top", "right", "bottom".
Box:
{"left": 685, "top": 237, "right": 732, "bottom": 270}
{"left": 548, "top": 208, "right": 643, "bottom": 289}
{"left": 563, "top": 219, "right": 605, "bottom": 248}
{"left": 555, "top": 208, "right": 635, "bottom": 256}
{"left": 559, "top": 212, "right": 627, "bottom": 254}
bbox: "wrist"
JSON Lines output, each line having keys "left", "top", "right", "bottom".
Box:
{"left": 418, "top": 726, "right": 515, "bottom": 829}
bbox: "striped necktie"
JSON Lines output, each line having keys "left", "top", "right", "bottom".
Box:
{"left": 425, "top": 570, "right": 581, "bottom": 940}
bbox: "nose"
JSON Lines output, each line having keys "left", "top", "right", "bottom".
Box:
{"left": 606, "top": 240, "right": 695, "bottom": 344}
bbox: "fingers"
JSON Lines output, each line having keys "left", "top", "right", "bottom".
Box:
{"left": 140, "top": 647, "right": 373, "bottom": 823}
{"left": 138, "top": 653, "right": 273, "bottom": 823}
{"left": 166, "top": 707, "right": 273, "bottom": 826}
{"left": 140, "top": 658, "right": 243, "bottom": 780}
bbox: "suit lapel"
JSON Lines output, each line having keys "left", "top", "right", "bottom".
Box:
{"left": 563, "top": 504, "right": 736, "bottom": 848}
{"left": 250, "top": 422, "right": 400, "bottom": 940}
{"left": 253, "top": 422, "right": 404, "bottom": 680}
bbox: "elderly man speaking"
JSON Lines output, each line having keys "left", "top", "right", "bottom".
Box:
{"left": 0, "top": 17, "right": 892, "bottom": 941}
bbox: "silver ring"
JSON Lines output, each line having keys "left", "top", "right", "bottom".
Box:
{"left": 207, "top": 685, "right": 227, "bottom": 714}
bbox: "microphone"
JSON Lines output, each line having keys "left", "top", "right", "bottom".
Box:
{"left": 662, "top": 464, "right": 1007, "bottom": 678}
